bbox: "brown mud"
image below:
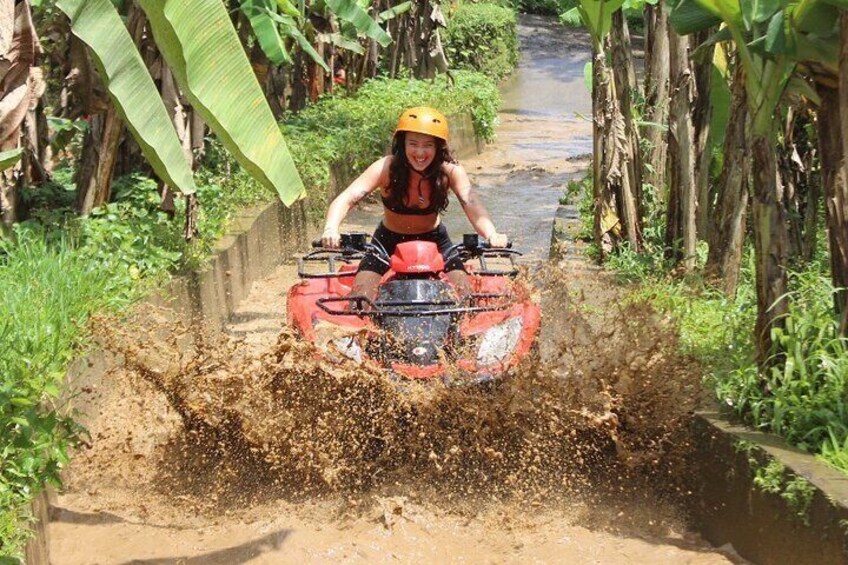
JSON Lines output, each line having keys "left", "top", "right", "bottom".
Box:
{"left": 49, "top": 16, "right": 739, "bottom": 565}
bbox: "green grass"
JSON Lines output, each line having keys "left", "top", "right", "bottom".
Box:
{"left": 0, "top": 226, "right": 142, "bottom": 560}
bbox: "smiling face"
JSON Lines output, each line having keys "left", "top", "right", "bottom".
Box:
{"left": 404, "top": 131, "right": 438, "bottom": 172}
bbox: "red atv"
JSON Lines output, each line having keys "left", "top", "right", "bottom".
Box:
{"left": 286, "top": 233, "right": 540, "bottom": 383}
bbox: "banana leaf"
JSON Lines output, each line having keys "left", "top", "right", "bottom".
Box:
{"left": 577, "top": 0, "right": 625, "bottom": 39}
{"left": 56, "top": 0, "right": 197, "bottom": 195}
{"left": 268, "top": 11, "right": 330, "bottom": 72}
{"left": 378, "top": 1, "right": 412, "bottom": 23}
{"left": 139, "top": 0, "right": 305, "bottom": 205}
{"left": 241, "top": 0, "right": 293, "bottom": 66}
{"left": 325, "top": 0, "right": 391, "bottom": 47}
{"left": 669, "top": 0, "right": 723, "bottom": 35}
{"left": 317, "top": 31, "right": 365, "bottom": 55}
{"left": 0, "top": 147, "right": 22, "bottom": 172}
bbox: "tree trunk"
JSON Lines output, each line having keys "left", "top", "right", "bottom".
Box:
{"left": 692, "top": 28, "right": 714, "bottom": 237}
{"left": 840, "top": 13, "right": 848, "bottom": 334}
{"left": 819, "top": 86, "right": 848, "bottom": 336}
{"left": 290, "top": 51, "right": 308, "bottom": 112}
{"left": 665, "top": 29, "right": 696, "bottom": 271}
{"left": 751, "top": 134, "right": 789, "bottom": 365}
{"left": 591, "top": 37, "right": 618, "bottom": 260}
{"left": 641, "top": 2, "right": 670, "bottom": 204}
{"left": 611, "top": 9, "right": 642, "bottom": 249}
{"left": 780, "top": 106, "right": 818, "bottom": 263}
{"left": 706, "top": 63, "right": 749, "bottom": 296}
{"left": 76, "top": 103, "right": 123, "bottom": 214}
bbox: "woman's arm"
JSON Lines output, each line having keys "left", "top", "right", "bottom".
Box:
{"left": 322, "top": 157, "right": 390, "bottom": 247}
{"left": 448, "top": 164, "right": 508, "bottom": 247}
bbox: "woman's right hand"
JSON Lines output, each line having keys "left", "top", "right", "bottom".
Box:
{"left": 322, "top": 227, "right": 341, "bottom": 249}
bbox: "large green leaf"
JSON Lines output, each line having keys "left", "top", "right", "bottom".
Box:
{"left": 325, "top": 0, "right": 391, "bottom": 47}
{"left": 317, "top": 31, "right": 365, "bottom": 55}
{"left": 789, "top": 0, "right": 840, "bottom": 35}
{"left": 669, "top": 0, "right": 723, "bottom": 34}
{"left": 378, "top": 1, "right": 412, "bottom": 23}
{"left": 268, "top": 11, "right": 331, "bottom": 72}
{"left": 577, "top": 0, "right": 625, "bottom": 39}
{"left": 241, "top": 0, "right": 293, "bottom": 66}
{"left": 139, "top": 0, "right": 305, "bottom": 205}
{"left": 742, "top": 0, "right": 782, "bottom": 26}
{"left": 56, "top": 0, "right": 197, "bottom": 195}
{"left": 764, "top": 10, "right": 788, "bottom": 54}
{"left": 0, "top": 147, "right": 22, "bottom": 172}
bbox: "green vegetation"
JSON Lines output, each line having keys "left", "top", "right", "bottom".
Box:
{"left": 575, "top": 172, "right": 848, "bottom": 474}
{"left": 518, "top": 0, "right": 574, "bottom": 16}
{"left": 735, "top": 441, "right": 816, "bottom": 525}
{"left": 0, "top": 228, "right": 138, "bottom": 562}
{"left": 284, "top": 71, "right": 501, "bottom": 220}
{"left": 443, "top": 3, "right": 519, "bottom": 80}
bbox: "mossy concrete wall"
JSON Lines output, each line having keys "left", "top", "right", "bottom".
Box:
{"left": 689, "top": 411, "right": 848, "bottom": 565}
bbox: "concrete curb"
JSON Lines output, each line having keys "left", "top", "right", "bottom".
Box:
{"left": 689, "top": 411, "right": 848, "bottom": 565}
{"left": 549, "top": 201, "right": 848, "bottom": 565}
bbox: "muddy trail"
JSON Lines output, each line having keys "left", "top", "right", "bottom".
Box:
{"left": 50, "top": 16, "right": 738, "bottom": 565}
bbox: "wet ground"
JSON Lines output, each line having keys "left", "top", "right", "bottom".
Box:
{"left": 49, "top": 16, "right": 741, "bottom": 565}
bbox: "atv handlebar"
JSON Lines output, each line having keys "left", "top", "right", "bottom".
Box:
{"left": 312, "top": 232, "right": 370, "bottom": 250}
{"left": 302, "top": 232, "right": 520, "bottom": 278}
{"left": 312, "top": 232, "right": 512, "bottom": 253}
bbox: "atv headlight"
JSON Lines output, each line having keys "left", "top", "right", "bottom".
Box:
{"left": 331, "top": 335, "right": 363, "bottom": 363}
{"left": 477, "top": 317, "right": 523, "bottom": 367}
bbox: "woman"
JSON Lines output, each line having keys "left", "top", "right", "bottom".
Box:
{"left": 321, "top": 106, "right": 508, "bottom": 300}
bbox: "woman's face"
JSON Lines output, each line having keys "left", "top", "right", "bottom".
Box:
{"left": 404, "top": 131, "right": 438, "bottom": 172}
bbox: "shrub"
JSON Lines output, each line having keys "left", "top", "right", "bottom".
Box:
{"left": 443, "top": 3, "right": 519, "bottom": 80}
{"left": 520, "top": 0, "right": 572, "bottom": 15}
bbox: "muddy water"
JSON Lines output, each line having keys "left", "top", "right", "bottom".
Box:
{"left": 49, "top": 15, "right": 739, "bottom": 565}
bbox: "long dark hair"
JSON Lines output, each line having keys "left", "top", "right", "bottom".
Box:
{"left": 385, "top": 131, "right": 456, "bottom": 213}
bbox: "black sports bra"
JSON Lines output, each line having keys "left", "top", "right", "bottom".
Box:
{"left": 381, "top": 193, "right": 440, "bottom": 215}
{"left": 381, "top": 174, "right": 442, "bottom": 215}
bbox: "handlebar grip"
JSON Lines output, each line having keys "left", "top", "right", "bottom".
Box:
{"left": 482, "top": 240, "right": 513, "bottom": 249}
{"left": 311, "top": 239, "right": 324, "bottom": 248}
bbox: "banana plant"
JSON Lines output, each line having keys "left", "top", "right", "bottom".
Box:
{"left": 58, "top": 0, "right": 305, "bottom": 205}
{"left": 669, "top": 0, "right": 844, "bottom": 364}
{"left": 240, "top": 0, "right": 329, "bottom": 70}
{"left": 562, "top": 0, "right": 642, "bottom": 257}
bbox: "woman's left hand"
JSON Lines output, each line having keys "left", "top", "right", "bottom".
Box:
{"left": 488, "top": 232, "right": 509, "bottom": 248}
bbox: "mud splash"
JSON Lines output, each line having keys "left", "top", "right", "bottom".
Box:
{"left": 86, "top": 268, "right": 700, "bottom": 521}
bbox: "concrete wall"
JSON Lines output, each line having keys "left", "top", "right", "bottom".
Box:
{"left": 688, "top": 411, "right": 848, "bottom": 565}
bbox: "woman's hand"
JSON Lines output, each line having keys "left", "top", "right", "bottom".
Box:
{"left": 488, "top": 232, "right": 509, "bottom": 248}
{"left": 322, "top": 227, "right": 341, "bottom": 249}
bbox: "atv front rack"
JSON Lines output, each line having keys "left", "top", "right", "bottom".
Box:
{"left": 316, "top": 292, "right": 512, "bottom": 317}
{"left": 297, "top": 249, "right": 366, "bottom": 279}
{"left": 464, "top": 249, "right": 522, "bottom": 277}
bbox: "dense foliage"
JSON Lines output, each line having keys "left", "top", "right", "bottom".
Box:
{"left": 586, "top": 183, "right": 848, "bottom": 474}
{"left": 443, "top": 2, "right": 519, "bottom": 80}
{"left": 0, "top": 228, "right": 135, "bottom": 560}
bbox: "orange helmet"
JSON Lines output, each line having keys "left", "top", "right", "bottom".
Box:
{"left": 395, "top": 107, "right": 449, "bottom": 141}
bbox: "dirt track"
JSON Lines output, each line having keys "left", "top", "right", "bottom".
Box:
{"left": 49, "top": 16, "right": 740, "bottom": 564}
